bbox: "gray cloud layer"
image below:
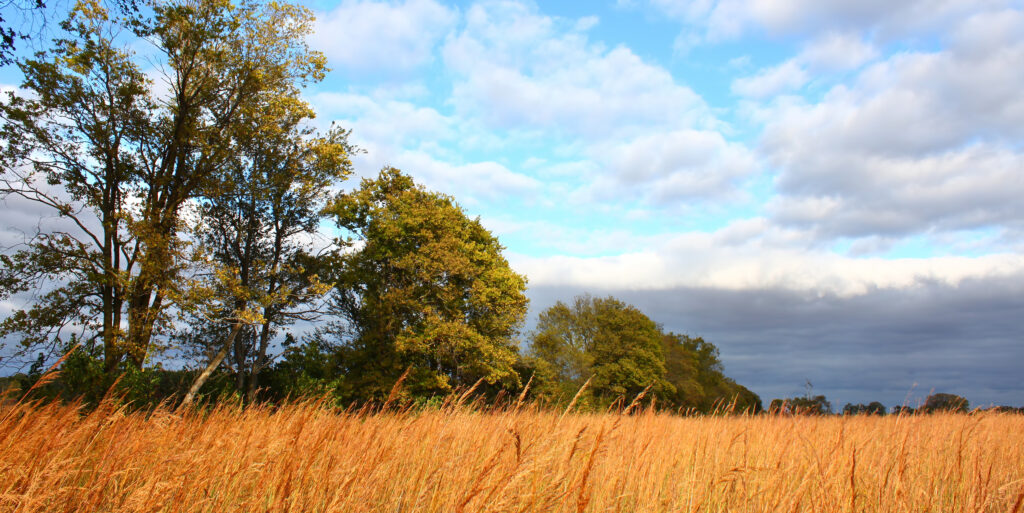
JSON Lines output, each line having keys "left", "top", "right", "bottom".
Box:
{"left": 527, "top": 276, "right": 1024, "bottom": 409}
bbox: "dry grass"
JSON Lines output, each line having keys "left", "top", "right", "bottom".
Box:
{"left": 1, "top": 399, "right": 1023, "bottom": 512}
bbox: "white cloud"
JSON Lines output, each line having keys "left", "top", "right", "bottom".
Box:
{"left": 575, "top": 15, "right": 600, "bottom": 32}
{"left": 651, "top": 0, "right": 1017, "bottom": 43}
{"left": 345, "top": 143, "right": 540, "bottom": 208}
{"left": 393, "top": 150, "right": 542, "bottom": 203}
{"left": 483, "top": 218, "right": 661, "bottom": 256}
{"left": 754, "top": 8, "right": 1024, "bottom": 239}
{"left": 797, "top": 32, "right": 878, "bottom": 72}
{"left": 731, "top": 60, "right": 808, "bottom": 98}
{"left": 731, "top": 32, "right": 875, "bottom": 98}
{"left": 312, "top": 92, "right": 454, "bottom": 150}
{"left": 586, "top": 129, "right": 758, "bottom": 202}
{"left": 311, "top": 0, "right": 457, "bottom": 75}
{"left": 443, "top": 1, "right": 713, "bottom": 139}
{"left": 511, "top": 220, "right": 1024, "bottom": 297}
{"left": 431, "top": 0, "right": 751, "bottom": 206}
{"left": 769, "top": 145, "right": 1024, "bottom": 237}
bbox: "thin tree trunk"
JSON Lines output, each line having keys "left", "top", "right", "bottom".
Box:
{"left": 234, "top": 327, "right": 246, "bottom": 393}
{"left": 246, "top": 318, "right": 274, "bottom": 403}
{"left": 180, "top": 322, "right": 244, "bottom": 408}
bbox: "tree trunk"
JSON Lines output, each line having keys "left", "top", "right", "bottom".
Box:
{"left": 180, "top": 323, "right": 244, "bottom": 408}
{"left": 234, "top": 327, "right": 246, "bottom": 393}
{"left": 246, "top": 319, "right": 273, "bottom": 403}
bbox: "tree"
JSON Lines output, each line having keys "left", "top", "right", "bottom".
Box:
{"left": 0, "top": 0, "right": 328, "bottom": 377}
{"left": 318, "top": 168, "right": 528, "bottom": 401}
{"left": 921, "top": 393, "right": 969, "bottom": 413}
{"left": 179, "top": 121, "right": 353, "bottom": 406}
{"left": 770, "top": 395, "right": 832, "bottom": 415}
{"left": 661, "top": 332, "right": 702, "bottom": 409}
{"left": 843, "top": 402, "right": 887, "bottom": 415}
{"left": 528, "top": 296, "right": 760, "bottom": 412}
{"left": 529, "top": 295, "right": 672, "bottom": 404}
{"left": 664, "top": 333, "right": 761, "bottom": 413}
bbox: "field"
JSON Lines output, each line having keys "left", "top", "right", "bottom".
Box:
{"left": 1, "top": 400, "right": 1022, "bottom": 512}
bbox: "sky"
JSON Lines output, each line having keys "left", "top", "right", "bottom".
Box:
{"left": 297, "top": 0, "right": 1024, "bottom": 409}
{"left": 3, "top": 0, "right": 1024, "bottom": 408}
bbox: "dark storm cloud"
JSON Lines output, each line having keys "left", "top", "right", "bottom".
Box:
{"left": 526, "top": 275, "right": 1024, "bottom": 409}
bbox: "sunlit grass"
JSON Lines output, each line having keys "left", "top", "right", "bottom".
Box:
{"left": 1, "top": 399, "right": 1022, "bottom": 512}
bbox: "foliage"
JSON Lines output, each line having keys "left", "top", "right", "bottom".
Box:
{"left": 922, "top": 393, "right": 970, "bottom": 413}
{"left": 663, "top": 332, "right": 761, "bottom": 413}
{"left": 529, "top": 295, "right": 672, "bottom": 406}
{"left": 528, "top": 295, "right": 759, "bottom": 412}
{"left": 0, "top": 0, "right": 329, "bottom": 383}
{"left": 770, "top": 395, "right": 832, "bottom": 415}
{"left": 0, "top": 0, "right": 45, "bottom": 67}
{"left": 317, "top": 168, "right": 529, "bottom": 402}
{"left": 843, "top": 401, "right": 887, "bottom": 415}
{"left": 178, "top": 117, "right": 353, "bottom": 405}
{"left": 259, "top": 336, "right": 344, "bottom": 401}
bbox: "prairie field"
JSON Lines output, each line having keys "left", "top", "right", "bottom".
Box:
{"left": 1, "top": 400, "right": 1022, "bottom": 513}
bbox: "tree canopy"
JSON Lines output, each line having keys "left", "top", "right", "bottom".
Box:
{"left": 0, "top": 0, "right": 333, "bottom": 378}
{"left": 769, "top": 395, "right": 832, "bottom": 415}
{"left": 528, "top": 294, "right": 760, "bottom": 412}
{"left": 313, "top": 168, "right": 529, "bottom": 402}
{"left": 922, "top": 393, "right": 969, "bottom": 413}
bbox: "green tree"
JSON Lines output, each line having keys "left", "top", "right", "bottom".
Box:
{"left": 0, "top": 0, "right": 328, "bottom": 377}
{"left": 843, "top": 402, "right": 886, "bottom": 415}
{"left": 659, "top": 332, "right": 760, "bottom": 413}
{"left": 318, "top": 168, "right": 529, "bottom": 401}
{"left": 922, "top": 393, "right": 969, "bottom": 413}
{"left": 529, "top": 295, "right": 672, "bottom": 404}
{"left": 179, "top": 121, "right": 353, "bottom": 406}
{"left": 770, "top": 395, "right": 832, "bottom": 415}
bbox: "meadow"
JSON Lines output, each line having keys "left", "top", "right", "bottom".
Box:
{"left": 1, "top": 400, "right": 1022, "bottom": 513}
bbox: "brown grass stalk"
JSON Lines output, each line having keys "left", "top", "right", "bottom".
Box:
{"left": 0, "top": 401, "right": 1022, "bottom": 512}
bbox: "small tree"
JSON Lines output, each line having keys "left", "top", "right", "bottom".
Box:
{"left": 843, "top": 402, "right": 887, "bottom": 415}
{"left": 770, "top": 395, "right": 832, "bottom": 415}
{"left": 921, "top": 393, "right": 969, "bottom": 413}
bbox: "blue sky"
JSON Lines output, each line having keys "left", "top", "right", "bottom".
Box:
{"left": 2, "top": 0, "right": 1023, "bottom": 408}
{"left": 306, "top": 0, "right": 1024, "bottom": 263}
{"left": 298, "top": 0, "right": 1024, "bottom": 407}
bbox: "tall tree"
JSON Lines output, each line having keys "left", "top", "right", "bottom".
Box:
{"left": 179, "top": 122, "right": 353, "bottom": 406}
{"left": 0, "top": 0, "right": 327, "bottom": 374}
{"left": 319, "top": 168, "right": 529, "bottom": 401}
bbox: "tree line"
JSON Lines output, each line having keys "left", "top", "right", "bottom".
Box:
{"left": 0, "top": 0, "right": 762, "bottom": 412}
{"left": 767, "top": 392, "right": 1022, "bottom": 415}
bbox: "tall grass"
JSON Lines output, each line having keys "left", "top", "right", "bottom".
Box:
{"left": 1, "top": 399, "right": 1022, "bottom": 512}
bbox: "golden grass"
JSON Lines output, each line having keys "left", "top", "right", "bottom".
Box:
{"left": 1, "top": 400, "right": 1022, "bottom": 512}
